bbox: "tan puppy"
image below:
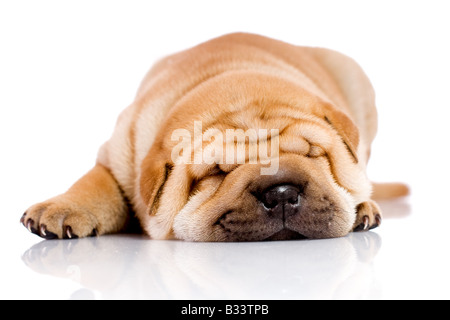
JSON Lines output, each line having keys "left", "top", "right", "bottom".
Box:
{"left": 21, "top": 33, "right": 408, "bottom": 241}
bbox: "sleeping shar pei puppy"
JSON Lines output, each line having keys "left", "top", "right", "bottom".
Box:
{"left": 21, "top": 33, "right": 408, "bottom": 241}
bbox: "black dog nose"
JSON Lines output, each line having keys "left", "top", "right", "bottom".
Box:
{"left": 260, "top": 184, "right": 301, "bottom": 219}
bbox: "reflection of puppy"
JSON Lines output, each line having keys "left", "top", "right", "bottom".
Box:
{"left": 21, "top": 33, "right": 408, "bottom": 241}
{"left": 21, "top": 233, "right": 382, "bottom": 299}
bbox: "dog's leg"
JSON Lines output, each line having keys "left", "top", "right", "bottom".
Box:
{"left": 21, "top": 164, "right": 130, "bottom": 239}
{"left": 353, "top": 200, "right": 382, "bottom": 232}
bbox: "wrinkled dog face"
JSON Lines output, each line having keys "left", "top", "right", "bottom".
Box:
{"left": 141, "top": 99, "right": 371, "bottom": 241}
{"left": 175, "top": 156, "right": 357, "bottom": 241}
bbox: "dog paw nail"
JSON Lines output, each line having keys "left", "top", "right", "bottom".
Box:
{"left": 354, "top": 223, "right": 365, "bottom": 232}
{"left": 64, "top": 226, "right": 78, "bottom": 239}
{"left": 375, "top": 214, "right": 382, "bottom": 225}
{"left": 40, "top": 224, "right": 46, "bottom": 236}
{"left": 370, "top": 214, "right": 382, "bottom": 230}
{"left": 26, "top": 220, "right": 33, "bottom": 232}
{"left": 363, "top": 216, "right": 370, "bottom": 230}
{"left": 26, "top": 219, "right": 39, "bottom": 235}
{"left": 65, "top": 226, "right": 73, "bottom": 239}
{"left": 20, "top": 212, "right": 27, "bottom": 224}
{"left": 40, "top": 224, "right": 58, "bottom": 240}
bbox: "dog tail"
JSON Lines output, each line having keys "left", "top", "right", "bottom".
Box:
{"left": 371, "top": 182, "right": 410, "bottom": 200}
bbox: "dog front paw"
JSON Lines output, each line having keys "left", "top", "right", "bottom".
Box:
{"left": 353, "top": 200, "right": 382, "bottom": 232}
{"left": 21, "top": 198, "right": 99, "bottom": 239}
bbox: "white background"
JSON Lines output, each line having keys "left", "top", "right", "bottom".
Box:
{"left": 1, "top": 0, "right": 450, "bottom": 299}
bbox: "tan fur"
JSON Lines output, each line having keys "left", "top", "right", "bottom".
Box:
{"left": 22, "top": 33, "right": 408, "bottom": 241}
{"left": 371, "top": 182, "right": 410, "bottom": 200}
{"left": 22, "top": 164, "right": 129, "bottom": 239}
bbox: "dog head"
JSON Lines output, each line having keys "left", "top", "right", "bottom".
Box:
{"left": 139, "top": 73, "right": 371, "bottom": 241}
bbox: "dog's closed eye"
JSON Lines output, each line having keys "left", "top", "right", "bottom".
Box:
{"left": 148, "top": 163, "right": 173, "bottom": 214}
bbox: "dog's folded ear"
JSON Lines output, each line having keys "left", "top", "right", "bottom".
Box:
{"left": 321, "top": 103, "right": 360, "bottom": 163}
